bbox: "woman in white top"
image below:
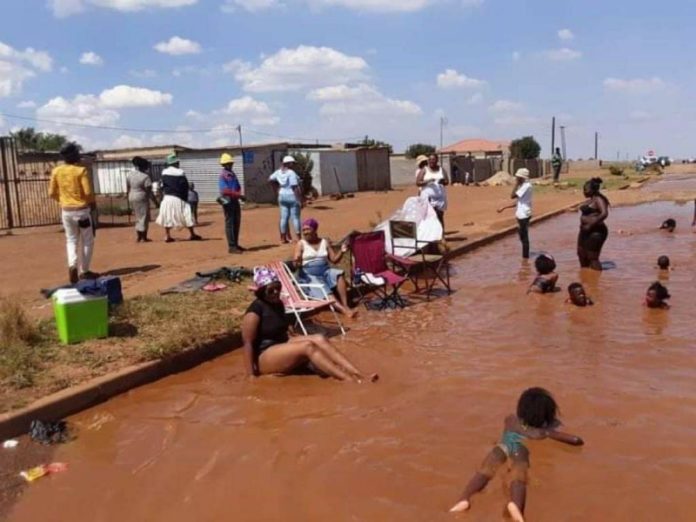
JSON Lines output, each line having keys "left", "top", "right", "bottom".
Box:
{"left": 416, "top": 153, "right": 449, "bottom": 229}
{"left": 497, "top": 168, "right": 533, "bottom": 259}
{"left": 293, "top": 218, "right": 356, "bottom": 317}
{"left": 269, "top": 155, "right": 303, "bottom": 244}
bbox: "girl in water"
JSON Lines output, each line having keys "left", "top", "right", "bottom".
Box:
{"left": 566, "top": 282, "right": 593, "bottom": 306}
{"left": 449, "top": 388, "right": 584, "bottom": 522}
{"left": 645, "top": 281, "right": 671, "bottom": 309}
{"left": 577, "top": 177, "right": 609, "bottom": 270}
{"left": 528, "top": 254, "right": 558, "bottom": 294}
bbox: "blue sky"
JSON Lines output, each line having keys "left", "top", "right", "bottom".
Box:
{"left": 1, "top": 0, "right": 695, "bottom": 158}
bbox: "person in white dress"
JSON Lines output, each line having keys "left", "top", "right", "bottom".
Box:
{"left": 416, "top": 153, "right": 449, "bottom": 230}
{"left": 156, "top": 153, "right": 202, "bottom": 242}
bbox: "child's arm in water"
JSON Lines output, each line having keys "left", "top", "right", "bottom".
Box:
{"left": 545, "top": 429, "right": 584, "bottom": 446}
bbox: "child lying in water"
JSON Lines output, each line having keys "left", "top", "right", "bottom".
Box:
{"left": 659, "top": 218, "right": 676, "bottom": 233}
{"left": 528, "top": 254, "right": 558, "bottom": 294}
{"left": 645, "top": 281, "right": 671, "bottom": 309}
{"left": 565, "top": 282, "right": 593, "bottom": 306}
{"left": 450, "top": 388, "right": 583, "bottom": 521}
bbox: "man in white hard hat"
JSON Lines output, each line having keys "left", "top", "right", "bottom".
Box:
{"left": 218, "top": 152, "right": 245, "bottom": 253}
{"left": 269, "top": 155, "right": 303, "bottom": 243}
{"left": 497, "top": 168, "right": 533, "bottom": 259}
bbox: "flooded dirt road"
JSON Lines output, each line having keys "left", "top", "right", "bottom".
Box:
{"left": 8, "top": 201, "right": 696, "bottom": 521}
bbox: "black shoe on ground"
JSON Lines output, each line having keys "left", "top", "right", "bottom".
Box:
{"left": 189, "top": 234, "right": 202, "bottom": 241}
{"left": 228, "top": 246, "right": 243, "bottom": 254}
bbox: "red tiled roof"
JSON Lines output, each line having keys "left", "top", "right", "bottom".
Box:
{"left": 439, "top": 138, "right": 510, "bottom": 154}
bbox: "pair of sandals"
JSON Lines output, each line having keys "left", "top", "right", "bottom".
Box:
{"left": 166, "top": 234, "right": 202, "bottom": 243}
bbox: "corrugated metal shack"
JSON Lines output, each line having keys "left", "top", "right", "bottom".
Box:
{"left": 291, "top": 146, "right": 391, "bottom": 196}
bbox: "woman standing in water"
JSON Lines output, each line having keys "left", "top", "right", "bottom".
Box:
{"left": 577, "top": 177, "right": 609, "bottom": 270}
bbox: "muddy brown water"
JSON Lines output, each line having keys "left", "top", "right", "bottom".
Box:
{"left": 7, "top": 202, "right": 696, "bottom": 521}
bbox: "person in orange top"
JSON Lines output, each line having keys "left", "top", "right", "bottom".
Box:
{"left": 49, "top": 143, "right": 97, "bottom": 283}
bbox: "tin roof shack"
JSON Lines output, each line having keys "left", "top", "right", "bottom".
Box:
{"left": 178, "top": 143, "right": 289, "bottom": 204}
{"left": 290, "top": 146, "right": 390, "bottom": 196}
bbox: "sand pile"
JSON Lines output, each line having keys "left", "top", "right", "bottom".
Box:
{"left": 483, "top": 171, "right": 515, "bottom": 186}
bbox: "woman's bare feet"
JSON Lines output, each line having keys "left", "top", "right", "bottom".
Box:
{"left": 449, "top": 500, "right": 470, "bottom": 513}
{"left": 506, "top": 502, "right": 524, "bottom": 522}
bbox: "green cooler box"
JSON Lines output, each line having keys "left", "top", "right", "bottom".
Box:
{"left": 53, "top": 289, "right": 108, "bottom": 344}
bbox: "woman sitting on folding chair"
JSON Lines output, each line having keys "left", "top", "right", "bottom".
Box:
{"left": 241, "top": 267, "right": 377, "bottom": 382}
{"left": 294, "top": 218, "right": 357, "bottom": 317}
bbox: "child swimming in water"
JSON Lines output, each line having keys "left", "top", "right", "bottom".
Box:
{"left": 656, "top": 255, "right": 671, "bottom": 271}
{"left": 449, "top": 388, "right": 583, "bottom": 521}
{"left": 645, "top": 281, "right": 671, "bottom": 309}
{"left": 659, "top": 218, "right": 676, "bottom": 233}
{"left": 527, "top": 254, "right": 558, "bottom": 294}
{"left": 566, "top": 282, "right": 593, "bottom": 306}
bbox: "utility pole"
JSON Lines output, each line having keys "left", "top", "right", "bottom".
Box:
{"left": 594, "top": 132, "right": 599, "bottom": 160}
{"left": 439, "top": 115, "right": 447, "bottom": 163}
{"left": 236, "top": 124, "right": 243, "bottom": 148}
{"left": 551, "top": 116, "right": 556, "bottom": 157}
{"left": 560, "top": 125, "right": 567, "bottom": 159}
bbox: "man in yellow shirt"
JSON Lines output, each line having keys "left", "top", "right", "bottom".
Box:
{"left": 49, "top": 143, "right": 97, "bottom": 283}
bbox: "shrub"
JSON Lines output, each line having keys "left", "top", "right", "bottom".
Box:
{"left": 608, "top": 165, "right": 624, "bottom": 176}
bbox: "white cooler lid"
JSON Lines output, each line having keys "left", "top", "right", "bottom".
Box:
{"left": 53, "top": 288, "right": 91, "bottom": 304}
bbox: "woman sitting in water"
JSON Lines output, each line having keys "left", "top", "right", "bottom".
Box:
{"left": 566, "top": 282, "right": 593, "bottom": 306}
{"left": 577, "top": 177, "right": 609, "bottom": 270}
{"left": 645, "top": 281, "right": 671, "bottom": 309}
{"left": 449, "top": 387, "right": 584, "bottom": 522}
{"left": 294, "top": 218, "right": 356, "bottom": 317}
{"left": 241, "top": 267, "right": 376, "bottom": 382}
{"left": 528, "top": 254, "right": 558, "bottom": 294}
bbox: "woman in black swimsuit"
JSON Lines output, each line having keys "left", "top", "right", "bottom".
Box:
{"left": 577, "top": 177, "right": 609, "bottom": 270}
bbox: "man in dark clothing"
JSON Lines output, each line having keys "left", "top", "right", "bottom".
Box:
{"left": 551, "top": 147, "right": 563, "bottom": 182}
{"left": 218, "top": 153, "right": 245, "bottom": 253}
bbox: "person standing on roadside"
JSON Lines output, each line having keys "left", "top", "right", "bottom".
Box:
{"left": 416, "top": 153, "right": 449, "bottom": 230}
{"left": 269, "top": 155, "right": 303, "bottom": 243}
{"left": 188, "top": 182, "right": 199, "bottom": 225}
{"left": 218, "top": 153, "right": 245, "bottom": 254}
{"left": 497, "top": 168, "right": 533, "bottom": 259}
{"left": 127, "top": 156, "right": 157, "bottom": 243}
{"left": 49, "top": 142, "right": 97, "bottom": 283}
{"left": 551, "top": 147, "right": 563, "bottom": 183}
{"left": 156, "top": 153, "right": 202, "bottom": 243}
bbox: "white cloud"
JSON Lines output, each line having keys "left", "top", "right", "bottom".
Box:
{"left": 489, "top": 99, "right": 524, "bottom": 113}
{"left": 99, "top": 85, "right": 173, "bottom": 108}
{"left": 0, "top": 41, "right": 53, "bottom": 97}
{"left": 224, "top": 95, "right": 279, "bottom": 125}
{"left": 0, "top": 61, "right": 35, "bottom": 97}
{"left": 308, "top": 0, "right": 433, "bottom": 11}
{"left": 49, "top": 0, "right": 198, "bottom": 17}
{"left": 543, "top": 47, "right": 582, "bottom": 61}
{"left": 79, "top": 51, "right": 103, "bottom": 66}
{"left": 113, "top": 134, "right": 145, "bottom": 148}
{"left": 154, "top": 36, "right": 201, "bottom": 55}
{"left": 37, "top": 94, "right": 121, "bottom": 128}
{"left": 17, "top": 100, "right": 36, "bottom": 109}
{"left": 558, "top": 28, "right": 574, "bottom": 41}
{"left": 467, "top": 92, "right": 483, "bottom": 105}
{"left": 512, "top": 51, "right": 521, "bottom": 61}
{"left": 221, "top": 0, "right": 281, "bottom": 11}
{"left": 436, "top": 69, "right": 485, "bottom": 89}
{"left": 231, "top": 45, "right": 367, "bottom": 92}
{"left": 629, "top": 110, "right": 652, "bottom": 122}
{"left": 603, "top": 77, "right": 667, "bottom": 94}
{"left": 307, "top": 83, "right": 421, "bottom": 115}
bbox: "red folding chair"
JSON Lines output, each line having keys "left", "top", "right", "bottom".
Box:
{"left": 349, "top": 231, "right": 407, "bottom": 310}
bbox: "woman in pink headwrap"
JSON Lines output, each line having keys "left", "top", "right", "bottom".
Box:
{"left": 294, "top": 218, "right": 356, "bottom": 317}
{"left": 241, "top": 267, "right": 377, "bottom": 381}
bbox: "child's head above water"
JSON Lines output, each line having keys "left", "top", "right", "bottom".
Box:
{"left": 646, "top": 281, "right": 671, "bottom": 308}
{"left": 657, "top": 255, "right": 670, "bottom": 270}
{"left": 660, "top": 218, "right": 676, "bottom": 232}
{"left": 534, "top": 254, "right": 556, "bottom": 275}
{"left": 567, "top": 282, "right": 591, "bottom": 306}
{"left": 517, "top": 387, "right": 558, "bottom": 429}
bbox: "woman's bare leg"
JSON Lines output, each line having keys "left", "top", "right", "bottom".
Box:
{"left": 507, "top": 447, "right": 530, "bottom": 522}
{"left": 304, "top": 334, "right": 376, "bottom": 382}
{"left": 450, "top": 446, "right": 506, "bottom": 513}
{"left": 260, "top": 340, "right": 354, "bottom": 380}
{"left": 335, "top": 276, "right": 357, "bottom": 317}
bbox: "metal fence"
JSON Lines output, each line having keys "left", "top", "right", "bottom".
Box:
{"left": 0, "top": 137, "right": 63, "bottom": 229}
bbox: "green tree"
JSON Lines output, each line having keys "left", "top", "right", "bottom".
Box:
{"left": 10, "top": 127, "right": 76, "bottom": 152}
{"left": 509, "top": 136, "right": 541, "bottom": 159}
{"left": 359, "top": 135, "right": 393, "bottom": 154}
{"left": 404, "top": 143, "right": 436, "bottom": 159}
{"left": 291, "top": 152, "right": 318, "bottom": 198}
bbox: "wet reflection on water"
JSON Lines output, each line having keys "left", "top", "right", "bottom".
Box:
{"left": 9, "top": 201, "right": 696, "bottom": 522}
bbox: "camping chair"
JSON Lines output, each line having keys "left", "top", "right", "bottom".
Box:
{"left": 349, "top": 231, "right": 407, "bottom": 310}
{"left": 267, "top": 260, "right": 346, "bottom": 336}
{"left": 387, "top": 220, "right": 451, "bottom": 300}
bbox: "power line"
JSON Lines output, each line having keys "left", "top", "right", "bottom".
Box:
{"left": 0, "top": 111, "right": 367, "bottom": 144}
